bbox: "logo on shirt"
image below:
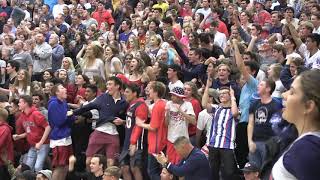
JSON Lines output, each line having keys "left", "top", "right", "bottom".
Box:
{"left": 255, "top": 106, "right": 268, "bottom": 124}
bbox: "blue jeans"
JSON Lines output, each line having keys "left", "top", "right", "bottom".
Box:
{"left": 248, "top": 141, "right": 267, "bottom": 169}
{"left": 147, "top": 154, "right": 161, "bottom": 180}
{"left": 25, "top": 144, "right": 50, "bottom": 172}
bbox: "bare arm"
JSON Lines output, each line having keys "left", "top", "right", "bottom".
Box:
{"left": 247, "top": 114, "right": 254, "bottom": 145}
{"left": 38, "top": 126, "right": 51, "bottom": 145}
{"left": 287, "top": 23, "right": 303, "bottom": 48}
{"left": 233, "top": 39, "right": 250, "bottom": 82}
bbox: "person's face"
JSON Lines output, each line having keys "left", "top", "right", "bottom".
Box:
{"left": 240, "top": 0, "right": 247, "bottom": 9}
{"left": 282, "top": 76, "right": 307, "bottom": 134}
{"left": 49, "top": 35, "right": 58, "bottom": 45}
{"left": 207, "top": 63, "right": 215, "bottom": 76}
{"left": 18, "top": 99, "right": 28, "bottom": 111}
{"left": 167, "top": 68, "right": 176, "bottom": 80}
{"left": 14, "top": 41, "right": 22, "bottom": 51}
{"left": 188, "top": 50, "right": 198, "bottom": 63}
{"left": 58, "top": 71, "right": 67, "bottom": 81}
{"left": 250, "top": 26, "right": 258, "bottom": 36}
{"left": 254, "top": 2, "right": 263, "bottom": 10}
{"left": 272, "top": 49, "right": 281, "bottom": 60}
{"left": 43, "top": 71, "right": 52, "bottom": 80}
{"left": 18, "top": 35, "right": 25, "bottom": 41}
{"left": 44, "top": 82, "right": 54, "bottom": 94}
{"left": 257, "top": 80, "right": 268, "bottom": 95}
{"left": 36, "top": 34, "right": 44, "bottom": 44}
{"left": 271, "top": 13, "right": 279, "bottom": 25}
{"left": 217, "top": 65, "right": 230, "bottom": 81}
{"left": 86, "top": 45, "right": 94, "bottom": 55}
{"left": 152, "top": 62, "right": 160, "bottom": 74}
{"left": 184, "top": 84, "right": 192, "bottom": 98}
{"left": 150, "top": 36, "right": 157, "bottom": 46}
{"left": 149, "top": 22, "right": 156, "bottom": 31}
{"left": 85, "top": 87, "right": 96, "bottom": 100}
{"left": 60, "top": 35, "right": 66, "bottom": 43}
{"left": 306, "top": 37, "right": 316, "bottom": 51}
{"left": 283, "top": 38, "right": 293, "bottom": 49}
{"left": 76, "top": 75, "right": 85, "bottom": 85}
{"left": 90, "top": 157, "right": 102, "bottom": 173}
{"left": 42, "top": 5, "right": 48, "bottom": 13}
{"left": 121, "top": 21, "right": 129, "bottom": 31}
{"left": 170, "top": 94, "right": 181, "bottom": 103}
{"left": 311, "top": 15, "right": 319, "bottom": 27}
{"left": 285, "top": 9, "right": 294, "bottom": 19}
{"left": 231, "top": 29, "right": 239, "bottom": 39}
{"left": 243, "top": 171, "right": 259, "bottom": 180}
{"left": 96, "top": 2, "right": 104, "bottom": 11}
{"left": 289, "top": 63, "right": 298, "bottom": 76}
{"left": 17, "top": 70, "right": 25, "bottom": 81}
{"left": 240, "top": 12, "right": 248, "bottom": 22}
{"left": 124, "top": 88, "right": 136, "bottom": 102}
{"left": 130, "top": 59, "right": 139, "bottom": 71}
{"left": 32, "top": 96, "right": 41, "bottom": 107}
{"left": 108, "top": 32, "right": 115, "bottom": 41}
{"left": 6, "top": 63, "right": 13, "bottom": 74}
{"left": 56, "top": 84, "right": 67, "bottom": 99}
{"left": 300, "top": 13, "right": 309, "bottom": 21}
{"left": 219, "top": 89, "right": 230, "bottom": 103}
{"left": 107, "top": 80, "right": 119, "bottom": 95}
{"left": 72, "top": 16, "right": 80, "bottom": 25}
{"left": 160, "top": 168, "right": 173, "bottom": 180}
{"left": 63, "top": 7, "right": 69, "bottom": 15}
{"left": 267, "top": 65, "right": 274, "bottom": 78}
{"left": 105, "top": 47, "right": 113, "bottom": 56}
{"left": 62, "top": 59, "right": 70, "bottom": 69}
{"left": 202, "top": 0, "right": 209, "bottom": 8}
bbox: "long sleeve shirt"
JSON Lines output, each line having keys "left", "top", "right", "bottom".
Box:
{"left": 172, "top": 41, "right": 206, "bottom": 82}
{"left": 33, "top": 42, "right": 52, "bottom": 73}
{"left": 167, "top": 148, "right": 211, "bottom": 180}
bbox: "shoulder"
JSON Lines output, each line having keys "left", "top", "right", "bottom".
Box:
{"left": 283, "top": 134, "right": 320, "bottom": 177}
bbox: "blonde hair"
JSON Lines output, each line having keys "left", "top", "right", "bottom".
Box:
{"left": 61, "top": 57, "right": 75, "bottom": 71}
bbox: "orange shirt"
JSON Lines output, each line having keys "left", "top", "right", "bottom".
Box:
{"left": 148, "top": 99, "right": 167, "bottom": 154}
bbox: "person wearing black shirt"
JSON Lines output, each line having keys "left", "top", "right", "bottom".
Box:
{"left": 67, "top": 154, "right": 106, "bottom": 180}
{"left": 0, "top": 60, "right": 19, "bottom": 92}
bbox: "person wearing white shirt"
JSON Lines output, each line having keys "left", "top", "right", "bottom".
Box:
{"left": 311, "top": 13, "right": 320, "bottom": 34}
{"left": 52, "top": 0, "right": 67, "bottom": 18}
{"left": 167, "top": 64, "right": 184, "bottom": 91}
{"left": 195, "top": 0, "right": 212, "bottom": 18}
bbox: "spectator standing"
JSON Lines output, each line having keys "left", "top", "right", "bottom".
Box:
{"left": 32, "top": 33, "right": 52, "bottom": 82}
{"left": 49, "top": 34, "right": 65, "bottom": 72}
{"left": 13, "top": 95, "right": 51, "bottom": 172}
{"left": 48, "top": 84, "right": 75, "bottom": 180}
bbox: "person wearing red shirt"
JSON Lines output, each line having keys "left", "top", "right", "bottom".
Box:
{"left": 184, "top": 82, "right": 202, "bottom": 145}
{"left": 202, "top": 8, "right": 229, "bottom": 37}
{"left": 118, "top": 84, "right": 148, "bottom": 180}
{"left": 0, "top": 108, "right": 13, "bottom": 180}
{"left": 179, "top": 1, "right": 193, "bottom": 17}
{"left": 253, "top": 0, "right": 271, "bottom": 39}
{"left": 13, "top": 95, "right": 51, "bottom": 172}
{"left": 91, "top": 0, "right": 115, "bottom": 30}
{"left": 136, "top": 81, "right": 167, "bottom": 180}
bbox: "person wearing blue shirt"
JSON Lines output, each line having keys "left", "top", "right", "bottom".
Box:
{"left": 155, "top": 136, "right": 211, "bottom": 180}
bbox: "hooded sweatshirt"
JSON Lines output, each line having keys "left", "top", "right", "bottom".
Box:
{"left": 48, "top": 96, "right": 74, "bottom": 140}
{"left": 0, "top": 122, "right": 14, "bottom": 166}
{"left": 18, "top": 106, "right": 49, "bottom": 146}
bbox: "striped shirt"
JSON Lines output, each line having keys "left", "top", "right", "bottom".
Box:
{"left": 209, "top": 105, "right": 237, "bottom": 149}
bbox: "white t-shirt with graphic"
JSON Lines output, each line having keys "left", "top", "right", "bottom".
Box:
{"left": 166, "top": 101, "right": 195, "bottom": 143}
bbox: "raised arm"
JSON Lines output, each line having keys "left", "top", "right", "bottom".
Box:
{"left": 233, "top": 39, "right": 250, "bottom": 82}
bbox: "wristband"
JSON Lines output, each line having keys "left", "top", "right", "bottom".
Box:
{"left": 162, "top": 162, "right": 169, "bottom": 169}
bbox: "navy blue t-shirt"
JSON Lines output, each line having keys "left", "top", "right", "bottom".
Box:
{"left": 249, "top": 98, "right": 282, "bottom": 141}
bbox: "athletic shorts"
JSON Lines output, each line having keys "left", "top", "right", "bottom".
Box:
{"left": 119, "top": 149, "right": 144, "bottom": 167}
{"left": 86, "top": 130, "right": 120, "bottom": 160}
{"left": 52, "top": 145, "right": 73, "bottom": 167}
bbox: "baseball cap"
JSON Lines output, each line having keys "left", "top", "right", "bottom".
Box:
{"left": 208, "top": 88, "right": 220, "bottom": 104}
{"left": 254, "top": 0, "right": 265, "bottom": 5}
{"left": 0, "top": 12, "right": 7, "bottom": 17}
{"left": 38, "top": 170, "right": 52, "bottom": 180}
{"left": 169, "top": 86, "right": 186, "bottom": 98}
{"left": 241, "top": 162, "right": 260, "bottom": 173}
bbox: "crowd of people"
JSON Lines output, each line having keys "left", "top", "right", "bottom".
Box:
{"left": 0, "top": 0, "right": 320, "bottom": 179}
